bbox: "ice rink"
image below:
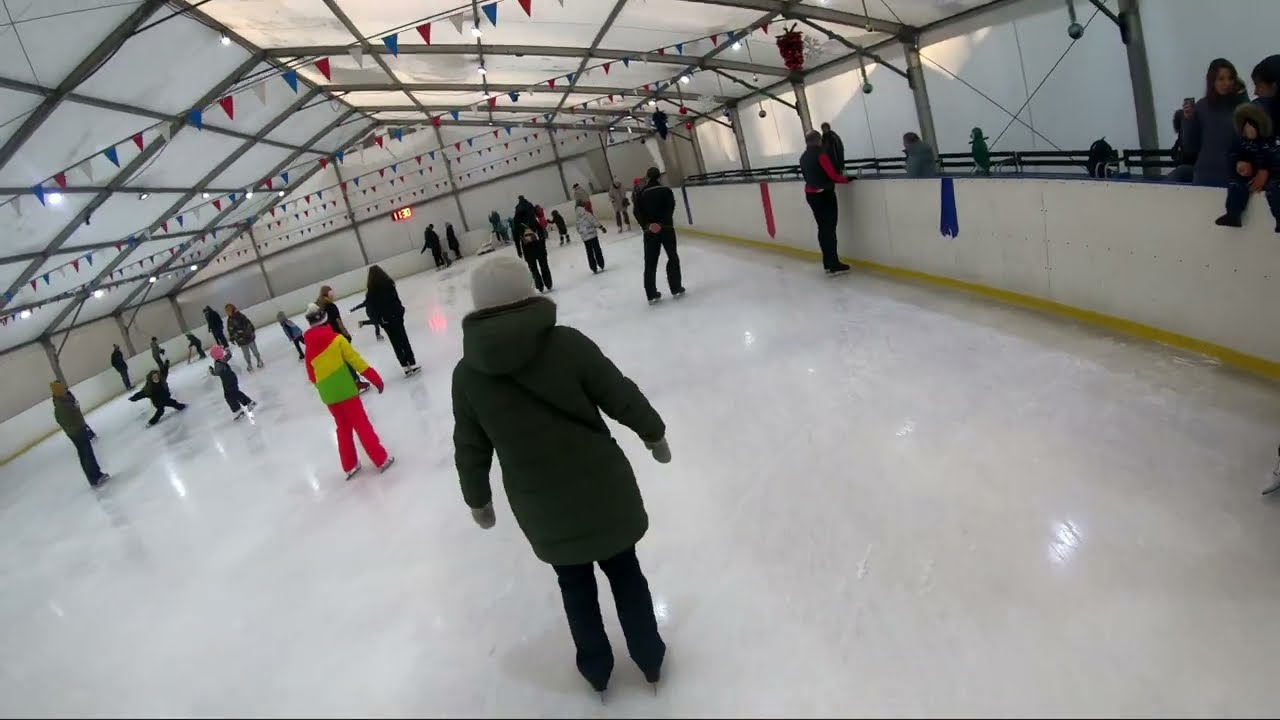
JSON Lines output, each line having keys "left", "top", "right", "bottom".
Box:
{"left": 3, "top": 231, "right": 1280, "bottom": 716}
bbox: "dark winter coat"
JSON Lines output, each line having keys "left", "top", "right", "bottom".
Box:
{"left": 821, "top": 128, "right": 846, "bottom": 171}
{"left": 364, "top": 281, "right": 405, "bottom": 324}
{"left": 1182, "top": 91, "right": 1251, "bottom": 185}
{"left": 53, "top": 393, "right": 87, "bottom": 437}
{"left": 319, "top": 298, "right": 350, "bottom": 339}
{"left": 226, "top": 311, "right": 255, "bottom": 346}
{"left": 209, "top": 359, "right": 241, "bottom": 394}
{"left": 422, "top": 228, "right": 441, "bottom": 253}
{"left": 550, "top": 210, "right": 568, "bottom": 234}
{"left": 150, "top": 339, "right": 165, "bottom": 365}
{"left": 633, "top": 179, "right": 675, "bottom": 228}
{"left": 489, "top": 211, "right": 505, "bottom": 233}
{"left": 513, "top": 199, "right": 540, "bottom": 239}
{"left": 203, "top": 306, "right": 223, "bottom": 333}
{"left": 186, "top": 333, "right": 202, "bottom": 350}
{"left": 1228, "top": 103, "right": 1278, "bottom": 173}
{"left": 446, "top": 224, "right": 460, "bottom": 251}
{"left": 110, "top": 347, "right": 126, "bottom": 371}
{"left": 129, "top": 361, "right": 172, "bottom": 408}
{"left": 451, "top": 297, "right": 666, "bottom": 566}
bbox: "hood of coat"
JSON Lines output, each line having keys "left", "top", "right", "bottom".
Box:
{"left": 1235, "top": 101, "right": 1274, "bottom": 137}
{"left": 460, "top": 297, "right": 556, "bottom": 375}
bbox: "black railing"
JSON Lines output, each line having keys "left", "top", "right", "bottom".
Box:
{"left": 686, "top": 148, "right": 1179, "bottom": 186}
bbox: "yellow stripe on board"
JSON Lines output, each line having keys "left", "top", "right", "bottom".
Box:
{"left": 683, "top": 228, "right": 1280, "bottom": 381}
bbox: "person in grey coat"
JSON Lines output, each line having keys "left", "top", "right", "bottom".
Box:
{"left": 903, "top": 132, "right": 937, "bottom": 178}
{"left": 1177, "top": 58, "right": 1251, "bottom": 186}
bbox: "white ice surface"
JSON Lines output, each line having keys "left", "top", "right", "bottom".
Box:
{"left": 3, "top": 233, "right": 1280, "bottom": 716}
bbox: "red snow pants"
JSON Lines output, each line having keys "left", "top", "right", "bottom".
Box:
{"left": 327, "top": 396, "right": 387, "bottom": 472}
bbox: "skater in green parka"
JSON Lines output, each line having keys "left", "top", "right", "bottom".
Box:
{"left": 970, "top": 126, "right": 991, "bottom": 175}
{"left": 451, "top": 256, "right": 673, "bottom": 696}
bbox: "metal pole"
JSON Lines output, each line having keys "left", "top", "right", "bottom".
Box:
{"left": 1118, "top": 0, "right": 1160, "bottom": 179}
{"left": 597, "top": 132, "right": 615, "bottom": 183}
{"left": 548, "top": 128, "right": 572, "bottom": 201}
{"left": 790, "top": 75, "right": 814, "bottom": 134}
{"left": 40, "top": 336, "right": 66, "bottom": 384}
{"left": 689, "top": 122, "right": 708, "bottom": 175}
{"left": 432, "top": 124, "right": 471, "bottom": 231}
{"left": 331, "top": 165, "right": 370, "bottom": 265}
{"left": 246, "top": 227, "right": 279, "bottom": 295}
{"left": 113, "top": 313, "right": 137, "bottom": 355}
{"left": 903, "top": 38, "right": 940, "bottom": 156}
{"left": 167, "top": 296, "right": 189, "bottom": 333}
{"left": 728, "top": 104, "right": 751, "bottom": 171}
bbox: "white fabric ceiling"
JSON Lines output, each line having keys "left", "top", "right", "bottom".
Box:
{"left": 0, "top": 0, "right": 994, "bottom": 351}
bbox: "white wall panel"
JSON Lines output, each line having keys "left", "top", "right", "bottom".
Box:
{"left": 261, "top": 229, "right": 364, "bottom": 297}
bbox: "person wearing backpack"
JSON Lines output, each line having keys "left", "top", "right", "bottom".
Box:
{"left": 451, "top": 256, "right": 672, "bottom": 696}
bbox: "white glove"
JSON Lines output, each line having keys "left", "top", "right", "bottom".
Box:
{"left": 471, "top": 503, "right": 496, "bottom": 529}
{"left": 646, "top": 437, "right": 672, "bottom": 464}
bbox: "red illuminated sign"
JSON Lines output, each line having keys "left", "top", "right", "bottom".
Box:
{"left": 390, "top": 206, "right": 413, "bottom": 222}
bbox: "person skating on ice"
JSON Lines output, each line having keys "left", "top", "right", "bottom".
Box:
{"left": 362, "top": 265, "right": 421, "bottom": 376}
{"left": 150, "top": 336, "right": 166, "bottom": 368}
{"left": 800, "top": 130, "right": 852, "bottom": 274}
{"left": 349, "top": 298, "right": 384, "bottom": 342}
{"left": 110, "top": 344, "right": 132, "bottom": 390}
{"left": 421, "top": 223, "right": 451, "bottom": 269}
{"left": 550, "top": 209, "right": 570, "bottom": 245}
{"left": 489, "top": 209, "right": 510, "bottom": 245}
{"left": 608, "top": 180, "right": 632, "bottom": 233}
{"left": 203, "top": 305, "right": 228, "bottom": 348}
{"left": 446, "top": 222, "right": 463, "bottom": 260}
{"left": 574, "top": 199, "right": 607, "bottom": 273}
{"left": 514, "top": 196, "right": 552, "bottom": 292}
{"left": 633, "top": 167, "right": 685, "bottom": 304}
{"left": 451, "top": 256, "right": 672, "bottom": 696}
{"left": 209, "top": 345, "right": 256, "bottom": 419}
{"left": 52, "top": 382, "right": 110, "bottom": 488}
{"left": 184, "top": 332, "right": 206, "bottom": 363}
{"left": 128, "top": 360, "right": 187, "bottom": 427}
{"left": 277, "top": 311, "right": 305, "bottom": 360}
{"left": 317, "top": 285, "right": 371, "bottom": 393}
{"left": 303, "top": 303, "right": 394, "bottom": 480}
{"left": 225, "top": 304, "right": 264, "bottom": 371}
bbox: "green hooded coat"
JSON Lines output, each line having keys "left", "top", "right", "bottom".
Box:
{"left": 451, "top": 297, "right": 666, "bottom": 566}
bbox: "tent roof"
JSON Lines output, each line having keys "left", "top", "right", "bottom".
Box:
{"left": 0, "top": 0, "right": 996, "bottom": 352}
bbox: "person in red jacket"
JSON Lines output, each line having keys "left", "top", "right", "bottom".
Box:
{"left": 303, "top": 303, "right": 395, "bottom": 480}
{"left": 800, "top": 130, "right": 851, "bottom": 274}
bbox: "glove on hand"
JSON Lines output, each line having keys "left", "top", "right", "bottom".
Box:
{"left": 471, "top": 502, "right": 496, "bottom": 529}
{"left": 645, "top": 437, "right": 672, "bottom": 464}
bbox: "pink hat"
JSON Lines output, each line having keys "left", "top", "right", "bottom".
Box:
{"left": 210, "top": 345, "right": 226, "bottom": 361}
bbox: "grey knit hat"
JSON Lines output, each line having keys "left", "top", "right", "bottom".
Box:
{"left": 471, "top": 256, "right": 535, "bottom": 310}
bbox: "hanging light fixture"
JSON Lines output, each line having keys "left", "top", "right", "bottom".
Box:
{"left": 478, "top": 63, "right": 487, "bottom": 75}
{"left": 219, "top": 34, "right": 231, "bottom": 46}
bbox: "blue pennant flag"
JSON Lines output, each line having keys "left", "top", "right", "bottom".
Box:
{"left": 544, "top": 114, "right": 551, "bottom": 122}
{"left": 428, "top": 151, "right": 436, "bottom": 160}
{"left": 230, "top": 193, "right": 237, "bottom": 202}
{"left": 451, "top": 110, "right": 459, "bottom": 121}
{"left": 566, "top": 72, "right": 575, "bottom": 84}
{"left": 419, "top": 169, "right": 424, "bottom": 176}
{"left": 622, "top": 57, "right": 630, "bottom": 68}
{"left": 104, "top": 146, "right": 120, "bottom": 167}
{"left": 31, "top": 185, "right": 45, "bottom": 206}
{"left": 85, "top": 253, "right": 93, "bottom": 266}
{"left": 188, "top": 109, "right": 203, "bottom": 130}
{"left": 335, "top": 150, "right": 344, "bottom": 164}
{"left": 353, "top": 177, "right": 360, "bottom": 186}
{"left": 127, "top": 236, "right": 138, "bottom": 247}
{"left": 281, "top": 171, "right": 289, "bottom": 185}
{"left": 481, "top": 2, "right": 497, "bottom": 26}
{"left": 676, "top": 43, "right": 684, "bottom": 54}
{"left": 393, "top": 128, "right": 403, "bottom": 141}
{"left": 505, "top": 127, "right": 512, "bottom": 135}
{"left": 317, "top": 189, "right": 323, "bottom": 199}
{"left": 381, "top": 34, "right": 399, "bottom": 56}
{"left": 177, "top": 215, "right": 184, "bottom": 227}
{"left": 43, "top": 273, "right": 50, "bottom": 285}
{"left": 509, "top": 91, "right": 519, "bottom": 102}
{"left": 390, "top": 163, "right": 397, "bottom": 173}
{"left": 467, "top": 138, "right": 473, "bottom": 147}
{"left": 283, "top": 71, "right": 299, "bottom": 93}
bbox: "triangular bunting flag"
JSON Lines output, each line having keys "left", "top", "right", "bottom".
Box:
{"left": 566, "top": 72, "right": 575, "bottom": 84}
{"left": 218, "top": 96, "right": 234, "bottom": 120}
{"left": 104, "top": 146, "right": 120, "bottom": 167}
{"left": 315, "top": 57, "right": 332, "bottom": 81}
{"left": 488, "top": 96, "right": 497, "bottom": 108}
{"left": 450, "top": 110, "right": 459, "bottom": 121}
{"left": 381, "top": 34, "right": 399, "bottom": 56}
{"left": 548, "top": 78, "right": 556, "bottom": 89}
{"left": 711, "top": 34, "right": 718, "bottom": 46}
{"left": 53, "top": 172, "right": 67, "bottom": 189}
{"left": 319, "top": 158, "right": 328, "bottom": 169}
{"left": 375, "top": 136, "right": 384, "bottom": 148}
{"left": 416, "top": 23, "right": 431, "bottom": 44}
{"left": 448, "top": 12, "right": 465, "bottom": 35}
{"left": 518, "top": 0, "right": 533, "bottom": 15}
{"left": 467, "top": 138, "right": 474, "bottom": 147}
{"left": 32, "top": 185, "right": 45, "bottom": 206}
{"left": 428, "top": 151, "right": 435, "bottom": 160}
{"left": 176, "top": 215, "right": 184, "bottom": 227}
{"left": 78, "top": 158, "right": 95, "bottom": 183}
{"left": 393, "top": 127, "right": 403, "bottom": 141}
{"left": 454, "top": 142, "right": 461, "bottom": 151}
{"left": 481, "top": 2, "right": 497, "bottom": 26}
{"left": 132, "top": 133, "right": 144, "bottom": 151}
{"left": 253, "top": 81, "right": 268, "bottom": 106}
{"left": 622, "top": 57, "right": 630, "bottom": 68}
{"left": 676, "top": 43, "right": 684, "bottom": 54}
{"left": 283, "top": 71, "right": 299, "bottom": 93}
{"left": 334, "top": 151, "right": 343, "bottom": 164}
{"left": 658, "top": 47, "right": 666, "bottom": 56}
{"left": 603, "top": 62, "right": 611, "bottom": 75}
{"left": 282, "top": 170, "right": 290, "bottom": 184}
{"left": 349, "top": 45, "right": 364, "bottom": 67}
{"left": 213, "top": 199, "right": 222, "bottom": 210}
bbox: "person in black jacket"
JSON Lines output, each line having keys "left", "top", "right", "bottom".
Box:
{"left": 209, "top": 345, "right": 256, "bottom": 418}
{"left": 820, "top": 122, "right": 846, "bottom": 173}
{"left": 364, "top": 264, "right": 420, "bottom": 375}
{"left": 633, "top": 167, "right": 684, "bottom": 304}
{"left": 550, "top": 209, "right": 570, "bottom": 244}
{"left": 128, "top": 360, "right": 187, "bottom": 426}
{"left": 514, "top": 196, "right": 552, "bottom": 292}
{"left": 349, "top": 299, "right": 384, "bottom": 341}
{"left": 203, "top": 306, "right": 228, "bottom": 347}
{"left": 446, "top": 222, "right": 462, "bottom": 260}
{"left": 800, "top": 131, "right": 852, "bottom": 274}
{"left": 110, "top": 343, "right": 132, "bottom": 389}
{"left": 422, "top": 224, "right": 452, "bottom": 269}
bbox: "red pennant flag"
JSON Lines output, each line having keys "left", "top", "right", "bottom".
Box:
{"left": 658, "top": 47, "right": 666, "bottom": 55}
{"left": 132, "top": 133, "right": 144, "bottom": 151}
{"left": 264, "top": 178, "right": 273, "bottom": 190}
{"left": 454, "top": 142, "right": 461, "bottom": 151}
{"left": 30, "top": 280, "right": 36, "bottom": 292}
{"left": 548, "top": 78, "right": 556, "bottom": 89}
{"left": 54, "top": 172, "right": 67, "bottom": 189}
{"left": 432, "top": 115, "right": 441, "bottom": 127}
{"left": 115, "top": 242, "right": 123, "bottom": 251}
{"left": 504, "top": 142, "right": 509, "bottom": 149}
{"left": 375, "top": 136, "right": 384, "bottom": 148}
{"left": 341, "top": 182, "right": 347, "bottom": 190}
{"left": 304, "top": 210, "right": 309, "bottom": 217}
{"left": 415, "top": 155, "right": 422, "bottom": 165}
{"left": 416, "top": 23, "right": 431, "bottom": 45}
{"left": 378, "top": 169, "right": 385, "bottom": 178}
{"left": 306, "top": 194, "right": 312, "bottom": 204}
{"left": 213, "top": 199, "right": 222, "bottom": 210}
{"left": 161, "top": 221, "right": 169, "bottom": 233}
{"left": 488, "top": 96, "right": 497, "bottom": 108}
{"left": 72, "top": 259, "right": 80, "bottom": 272}
{"left": 712, "top": 34, "right": 719, "bottom": 45}
{"left": 761, "top": 21, "right": 769, "bottom": 34}
{"left": 218, "top": 96, "right": 234, "bottom": 120}
{"left": 603, "top": 62, "right": 611, "bottom": 74}
{"left": 315, "top": 57, "right": 332, "bottom": 80}
{"left": 533, "top": 133, "right": 539, "bottom": 139}
{"left": 517, "top": 0, "right": 533, "bottom": 15}
{"left": 319, "top": 158, "right": 328, "bottom": 169}
{"left": 270, "top": 207, "right": 276, "bottom": 216}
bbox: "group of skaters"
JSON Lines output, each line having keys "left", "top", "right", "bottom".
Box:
{"left": 421, "top": 221, "right": 464, "bottom": 270}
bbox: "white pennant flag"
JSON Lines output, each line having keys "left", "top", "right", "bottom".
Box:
{"left": 252, "top": 81, "right": 268, "bottom": 106}
{"left": 79, "top": 157, "right": 96, "bottom": 183}
{"left": 349, "top": 45, "right": 364, "bottom": 67}
{"left": 11, "top": 195, "right": 22, "bottom": 217}
{"left": 192, "top": 204, "right": 202, "bottom": 220}
{"left": 158, "top": 123, "right": 171, "bottom": 142}
{"left": 448, "top": 12, "right": 465, "bottom": 36}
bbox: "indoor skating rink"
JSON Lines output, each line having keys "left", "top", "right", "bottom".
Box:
{"left": 3, "top": 232, "right": 1279, "bottom": 717}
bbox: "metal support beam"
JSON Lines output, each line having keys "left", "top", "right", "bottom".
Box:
{"left": 331, "top": 165, "right": 370, "bottom": 265}
{"left": 678, "top": 0, "right": 906, "bottom": 34}
{"left": 168, "top": 296, "right": 189, "bottom": 333}
{"left": 729, "top": 105, "right": 751, "bottom": 170}
{"left": 689, "top": 123, "right": 708, "bottom": 175}
{"left": 791, "top": 75, "right": 813, "bottom": 134}
{"left": 40, "top": 337, "right": 66, "bottom": 385}
{"left": 903, "top": 40, "right": 940, "bottom": 157}
{"left": 0, "top": 53, "right": 264, "bottom": 314}
{"left": 265, "top": 44, "right": 791, "bottom": 77}
{"left": 1117, "top": 0, "right": 1160, "bottom": 179}
{"left": 432, "top": 124, "right": 470, "bottom": 231}
{"left": 552, "top": 0, "right": 630, "bottom": 115}
{"left": 794, "top": 18, "right": 909, "bottom": 78}
{"left": 365, "top": 105, "right": 635, "bottom": 117}
{"left": 378, "top": 118, "right": 634, "bottom": 132}
{"left": 0, "top": 225, "right": 248, "bottom": 266}
{"left": 246, "top": 227, "right": 278, "bottom": 296}
{"left": 598, "top": 133, "right": 615, "bottom": 182}
{"left": 112, "top": 313, "right": 137, "bottom": 355}
{"left": 328, "top": 82, "right": 729, "bottom": 102}
{"left": 710, "top": 69, "right": 797, "bottom": 110}
{"left": 548, "top": 128, "right": 572, "bottom": 202}
{"left": 0, "top": 0, "right": 165, "bottom": 177}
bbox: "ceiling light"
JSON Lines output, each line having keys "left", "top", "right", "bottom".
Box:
{"left": 245, "top": 190, "right": 254, "bottom": 198}
{"left": 648, "top": 99, "right": 657, "bottom": 107}
{"left": 93, "top": 289, "right": 105, "bottom": 299}
{"left": 471, "top": 23, "right": 482, "bottom": 38}
{"left": 202, "top": 192, "right": 210, "bottom": 199}
{"left": 18, "top": 309, "right": 31, "bottom": 319}
{"left": 190, "top": 264, "right": 198, "bottom": 271}
{"left": 732, "top": 40, "right": 742, "bottom": 50}
{"left": 138, "top": 192, "right": 149, "bottom": 200}
{"left": 148, "top": 276, "right": 157, "bottom": 283}
{"left": 680, "top": 75, "right": 690, "bottom": 84}
{"left": 478, "top": 64, "right": 487, "bottom": 75}
{"left": 48, "top": 192, "right": 63, "bottom": 205}
{"left": 220, "top": 34, "right": 231, "bottom": 46}
{"left": 277, "top": 190, "right": 284, "bottom": 197}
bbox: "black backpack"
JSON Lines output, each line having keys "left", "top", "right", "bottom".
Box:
{"left": 1087, "top": 138, "right": 1116, "bottom": 178}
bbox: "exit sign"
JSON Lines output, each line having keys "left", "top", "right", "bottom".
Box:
{"left": 390, "top": 206, "right": 413, "bottom": 222}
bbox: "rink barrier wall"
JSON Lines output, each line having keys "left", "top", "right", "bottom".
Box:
{"left": 674, "top": 178, "right": 1280, "bottom": 380}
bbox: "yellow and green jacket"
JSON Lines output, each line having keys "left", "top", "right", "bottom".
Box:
{"left": 303, "top": 325, "right": 382, "bottom": 404}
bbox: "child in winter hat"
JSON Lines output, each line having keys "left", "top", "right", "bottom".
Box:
{"left": 1215, "top": 102, "right": 1280, "bottom": 230}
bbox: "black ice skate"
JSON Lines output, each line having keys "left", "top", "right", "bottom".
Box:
{"left": 233, "top": 409, "right": 246, "bottom": 420}
{"left": 648, "top": 293, "right": 663, "bottom": 305}
{"left": 1215, "top": 213, "right": 1242, "bottom": 228}
{"left": 90, "top": 473, "right": 111, "bottom": 488}
{"left": 246, "top": 401, "right": 257, "bottom": 412}
{"left": 672, "top": 287, "right": 686, "bottom": 298}
{"left": 827, "top": 262, "right": 852, "bottom": 275}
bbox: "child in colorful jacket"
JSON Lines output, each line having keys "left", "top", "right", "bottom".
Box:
{"left": 277, "top": 311, "right": 305, "bottom": 359}
{"left": 303, "top": 303, "right": 394, "bottom": 479}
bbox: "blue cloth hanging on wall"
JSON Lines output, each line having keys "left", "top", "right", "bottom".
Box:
{"left": 939, "top": 177, "right": 959, "bottom": 238}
